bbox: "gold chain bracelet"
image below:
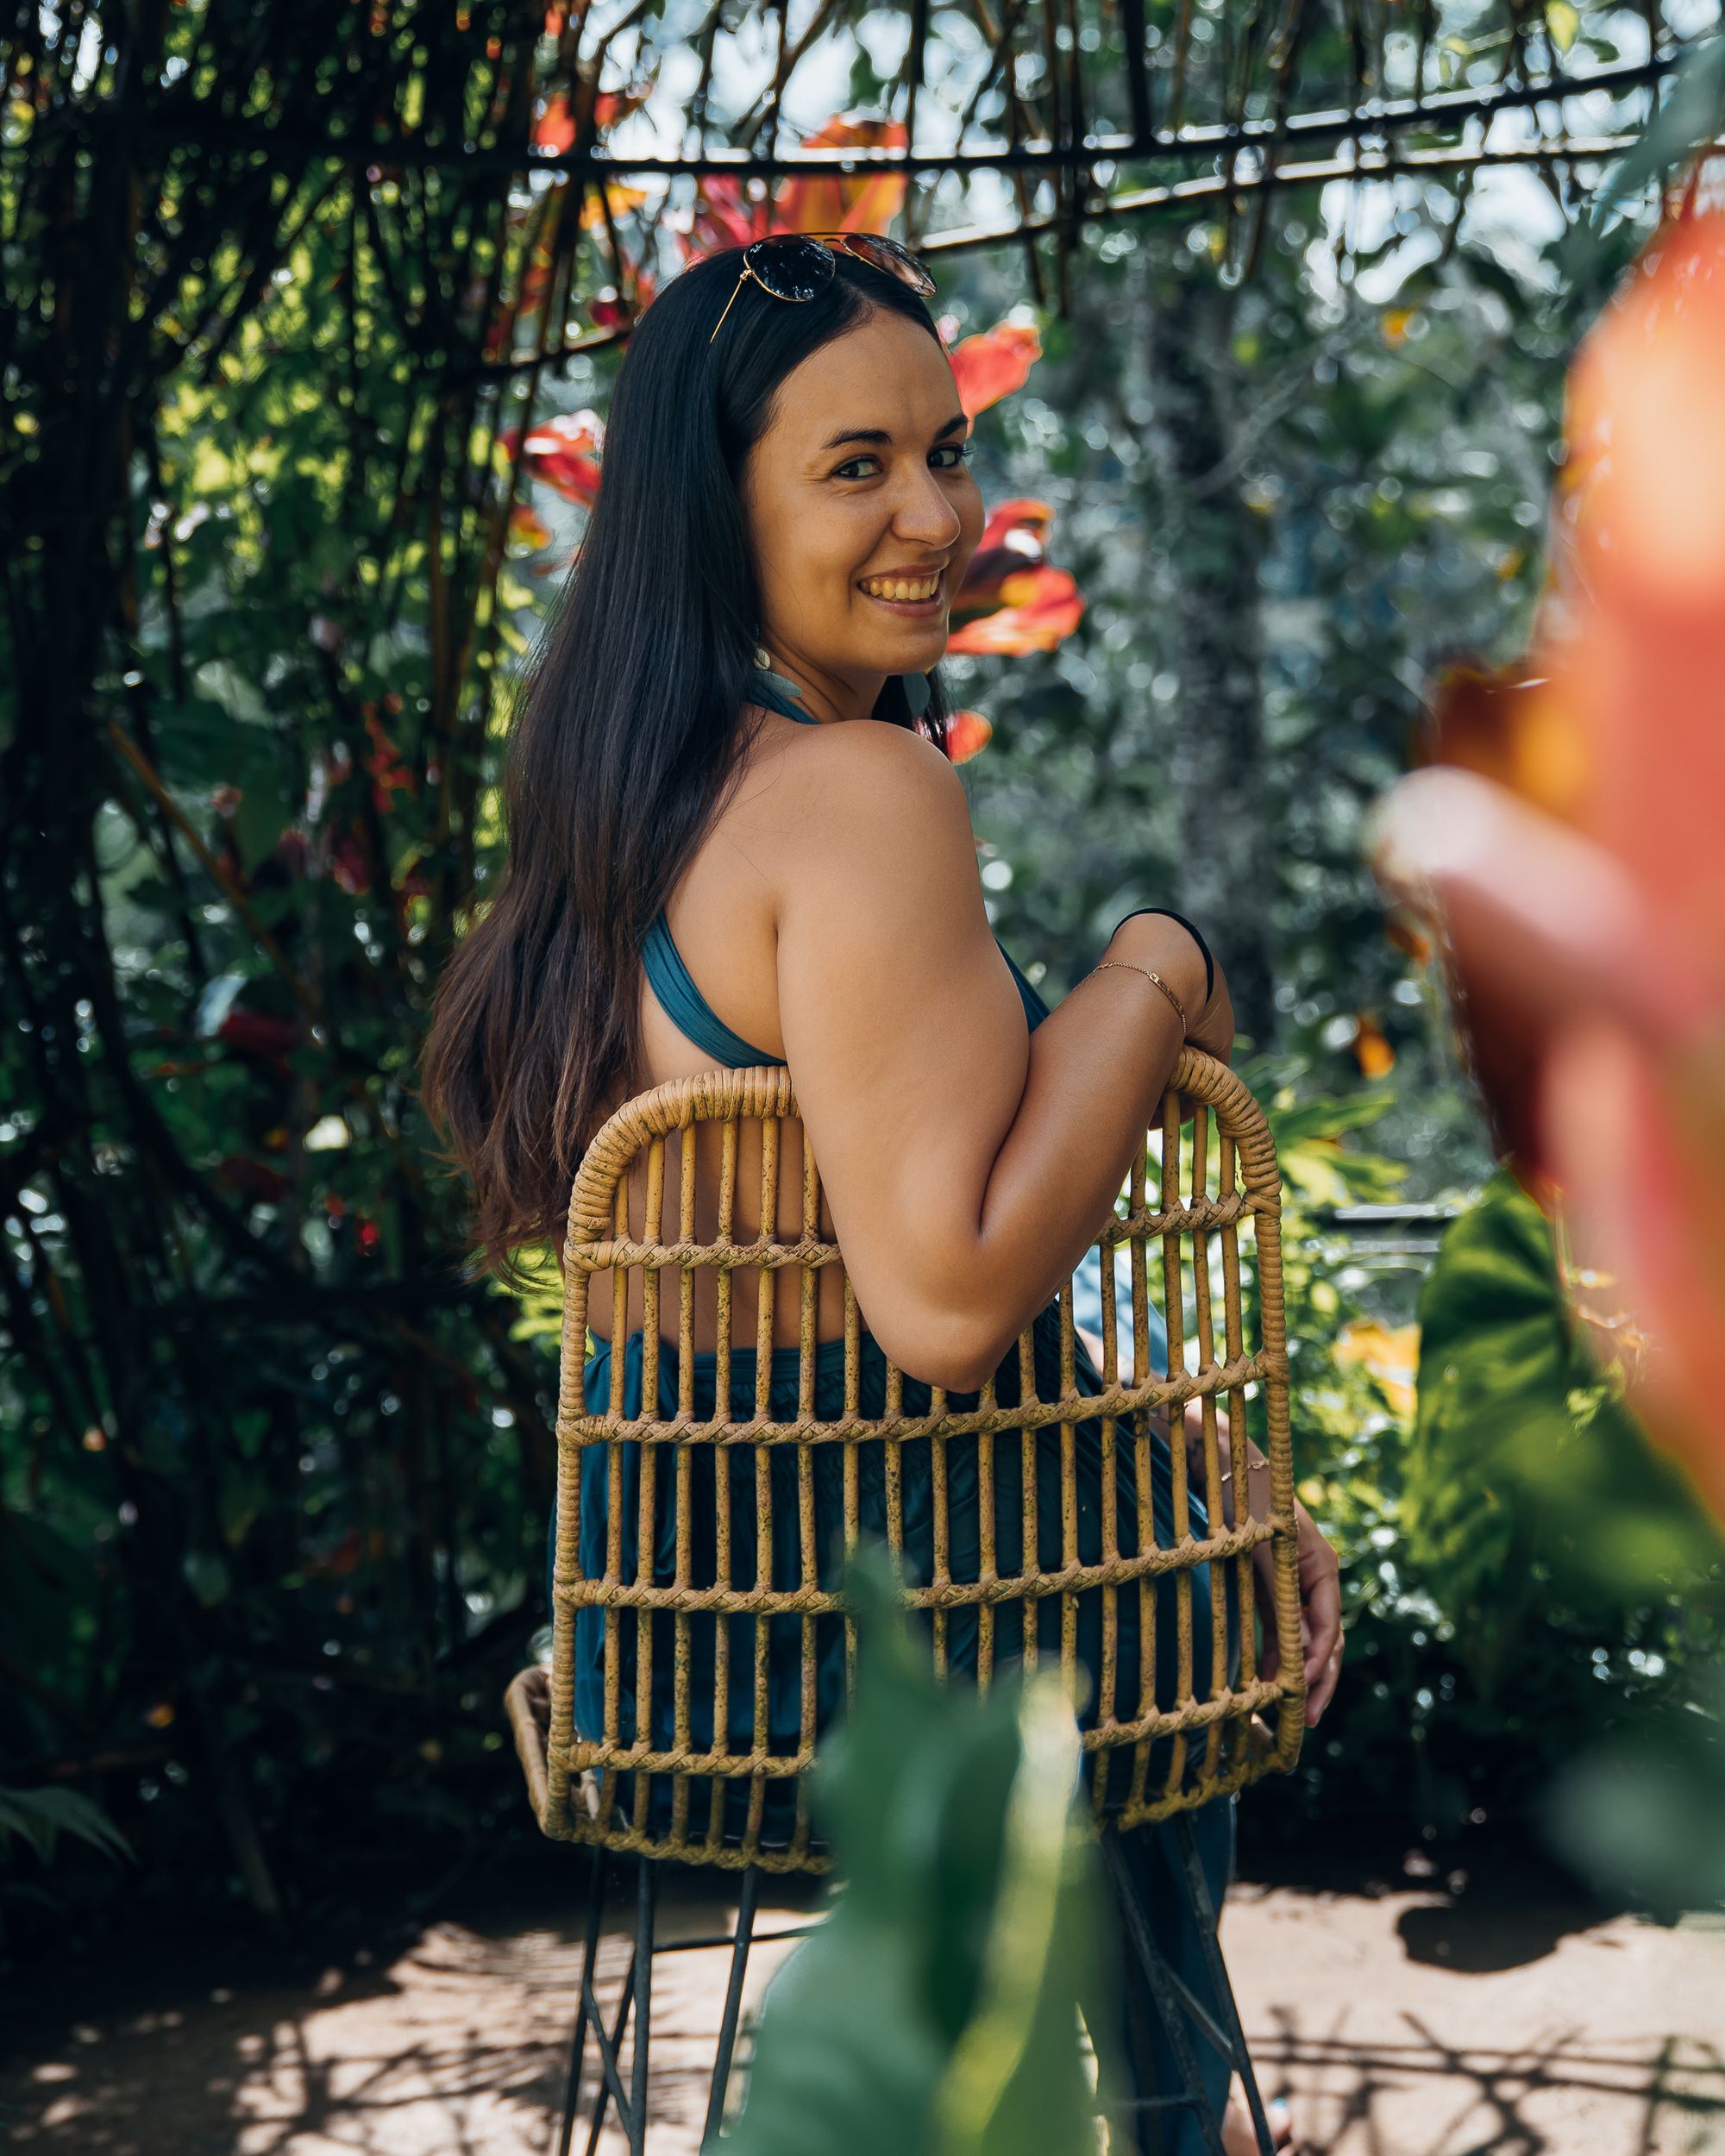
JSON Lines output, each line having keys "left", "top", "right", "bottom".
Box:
{"left": 1091, "top": 958, "right": 1187, "bottom": 1030}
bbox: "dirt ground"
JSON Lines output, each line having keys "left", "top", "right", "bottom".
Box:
{"left": 5, "top": 1850, "right": 1722, "bottom": 2156}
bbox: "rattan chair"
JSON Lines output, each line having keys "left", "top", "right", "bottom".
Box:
{"left": 507, "top": 1045, "right": 1302, "bottom": 2156}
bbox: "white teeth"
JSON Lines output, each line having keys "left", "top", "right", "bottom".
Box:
{"left": 862, "top": 575, "right": 938, "bottom": 601}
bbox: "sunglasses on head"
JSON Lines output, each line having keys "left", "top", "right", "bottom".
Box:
{"left": 707, "top": 231, "right": 937, "bottom": 347}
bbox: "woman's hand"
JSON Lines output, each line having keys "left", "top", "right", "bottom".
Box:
{"left": 1182, "top": 1408, "right": 1344, "bottom": 1726}
{"left": 1255, "top": 1497, "right": 1344, "bottom": 1725}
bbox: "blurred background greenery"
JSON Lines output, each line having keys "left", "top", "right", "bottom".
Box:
{"left": 2, "top": 0, "right": 1720, "bottom": 1971}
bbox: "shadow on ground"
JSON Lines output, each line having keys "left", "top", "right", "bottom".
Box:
{"left": 3, "top": 1852, "right": 1722, "bottom": 2155}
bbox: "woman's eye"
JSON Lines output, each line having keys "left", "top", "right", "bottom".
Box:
{"left": 832, "top": 455, "right": 881, "bottom": 479}
{"left": 932, "top": 442, "right": 974, "bottom": 469}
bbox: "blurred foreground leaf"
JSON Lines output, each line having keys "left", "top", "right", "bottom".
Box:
{"left": 721, "top": 1557, "right": 1111, "bottom": 2156}
{"left": 1546, "top": 1664, "right": 1725, "bottom": 1916}
{"left": 1408, "top": 1172, "right": 1722, "bottom": 1681}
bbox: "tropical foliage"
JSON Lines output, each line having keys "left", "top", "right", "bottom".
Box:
{"left": 3, "top": 0, "right": 1719, "bottom": 1966}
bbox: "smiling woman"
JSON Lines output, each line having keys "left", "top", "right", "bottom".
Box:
{"left": 423, "top": 241, "right": 1333, "bottom": 2155}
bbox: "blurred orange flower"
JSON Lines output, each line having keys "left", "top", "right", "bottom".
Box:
{"left": 945, "top": 709, "right": 994, "bottom": 762}
{"left": 775, "top": 117, "right": 909, "bottom": 238}
{"left": 1352, "top": 1013, "right": 1396, "bottom": 1079}
{"left": 509, "top": 501, "right": 553, "bottom": 549}
{"left": 684, "top": 116, "right": 909, "bottom": 258}
{"left": 946, "top": 319, "right": 1042, "bottom": 417}
{"left": 1378, "top": 201, "right": 1725, "bottom": 1517}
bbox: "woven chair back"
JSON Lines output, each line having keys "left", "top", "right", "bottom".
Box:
{"left": 517, "top": 1048, "right": 1302, "bottom": 1875}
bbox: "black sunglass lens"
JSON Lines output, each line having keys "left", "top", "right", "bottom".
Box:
{"left": 745, "top": 235, "right": 835, "bottom": 301}
{"left": 844, "top": 234, "right": 936, "bottom": 296}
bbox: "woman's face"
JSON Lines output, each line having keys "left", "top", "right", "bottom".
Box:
{"left": 741, "top": 306, "right": 985, "bottom": 709}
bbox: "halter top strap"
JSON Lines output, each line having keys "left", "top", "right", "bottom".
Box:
{"left": 750, "top": 665, "right": 820, "bottom": 724}
{"left": 638, "top": 667, "right": 1049, "bottom": 1067}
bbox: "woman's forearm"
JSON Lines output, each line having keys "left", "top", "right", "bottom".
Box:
{"left": 934, "top": 918, "right": 1210, "bottom": 1382}
{"left": 974, "top": 981, "right": 1183, "bottom": 1317}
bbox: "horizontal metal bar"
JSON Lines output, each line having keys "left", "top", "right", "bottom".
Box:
{"left": 653, "top": 1924, "right": 819, "bottom": 1954}
{"left": 1319, "top": 1204, "right": 1465, "bottom": 1224}
{"left": 925, "top": 131, "right": 1674, "bottom": 252}
{"left": 134, "top": 51, "right": 1678, "bottom": 179}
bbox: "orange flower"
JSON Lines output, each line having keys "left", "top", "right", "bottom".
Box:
{"left": 683, "top": 114, "right": 908, "bottom": 260}
{"left": 945, "top": 709, "right": 994, "bottom": 762}
{"left": 509, "top": 502, "right": 553, "bottom": 549}
{"left": 1352, "top": 1013, "right": 1396, "bottom": 1079}
{"left": 946, "top": 319, "right": 1042, "bottom": 418}
{"left": 532, "top": 94, "right": 578, "bottom": 155}
{"left": 775, "top": 118, "right": 909, "bottom": 238}
{"left": 580, "top": 181, "right": 649, "bottom": 231}
{"left": 532, "top": 85, "right": 647, "bottom": 156}
{"left": 1377, "top": 200, "right": 1725, "bottom": 1516}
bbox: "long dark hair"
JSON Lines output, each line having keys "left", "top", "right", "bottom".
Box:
{"left": 423, "top": 246, "right": 957, "bottom": 1275}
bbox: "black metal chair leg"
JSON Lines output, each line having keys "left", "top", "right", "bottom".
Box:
{"left": 628, "top": 1855, "right": 658, "bottom": 2156}
{"left": 1170, "top": 1814, "right": 1277, "bottom": 2156}
{"left": 702, "top": 1865, "right": 761, "bottom": 2148}
{"left": 583, "top": 1912, "right": 642, "bottom": 2156}
{"left": 1101, "top": 1833, "right": 1229, "bottom": 2156}
{"left": 555, "top": 1856, "right": 610, "bottom": 2156}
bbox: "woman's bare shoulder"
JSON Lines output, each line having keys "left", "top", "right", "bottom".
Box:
{"left": 764, "top": 717, "right": 972, "bottom": 868}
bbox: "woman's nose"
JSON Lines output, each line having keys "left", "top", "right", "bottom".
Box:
{"left": 891, "top": 469, "right": 963, "bottom": 546}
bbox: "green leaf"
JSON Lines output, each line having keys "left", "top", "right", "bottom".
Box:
{"left": 1587, "top": 33, "right": 1725, "bottom": 230}
{"left": 722, "top": 1557, "right": 1108, "bottom": 2156}
{"left": 0, "top": 1786, "right": 134, "bottom": 1867}
{"left": 1408, "top": 1173, "right": 1722, "bottom": 1688}
{"left": 231, "top": 783, "right": 292, "bottom": 877}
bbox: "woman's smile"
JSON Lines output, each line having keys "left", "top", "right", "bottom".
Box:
{"left": 856, "top": 566, "right": 945, "bottom": 613}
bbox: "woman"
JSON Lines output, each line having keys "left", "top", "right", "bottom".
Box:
{"left": 425, "top": 235, "right": 1341, "bottom": 2153}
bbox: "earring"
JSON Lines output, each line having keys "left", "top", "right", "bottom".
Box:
{"left": 752, "top": 642, "right": 774, "bottom": 671}
{"left": 899, "top": 671, "right": 932, "bottom": 719}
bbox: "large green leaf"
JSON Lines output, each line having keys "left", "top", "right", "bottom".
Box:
{"left": 721, "top": 1559, "right": 1108, "bottom": 2156}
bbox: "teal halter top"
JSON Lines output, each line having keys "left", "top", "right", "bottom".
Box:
{"left": 639, "top": 667, "right": 1051, "bottom": 1062}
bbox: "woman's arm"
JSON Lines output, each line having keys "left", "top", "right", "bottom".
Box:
{"left": 768, "top": 720, "right": 1229, "bottom": 1390}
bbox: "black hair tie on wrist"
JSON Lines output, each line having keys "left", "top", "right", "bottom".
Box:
{"left": 1110, "top": 907, "right": 1215, "bottom": 1004}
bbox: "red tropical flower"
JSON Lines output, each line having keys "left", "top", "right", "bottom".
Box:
{"left": 945, "top": 567, "right": 1084, "bottom": 655}
{"left": 685, "top": 175, "right": 766, "bottom": 256}
{"left": 522, "top": 409, "right": 604, "bottom": 507}
{"left": 950, "top": 498, "right": 1055, "bottom": 618}
{"left": 946, "top": 498, "right": 1083, "bottom": 657}
{"left": 946, "top": 320, "right": 1042, "bottom": 419}
{"left": 363, "top": 712, "right": 415, "bottom": 814}
{"left": 532, "top": 94, "right": 579, "bottom": 155}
